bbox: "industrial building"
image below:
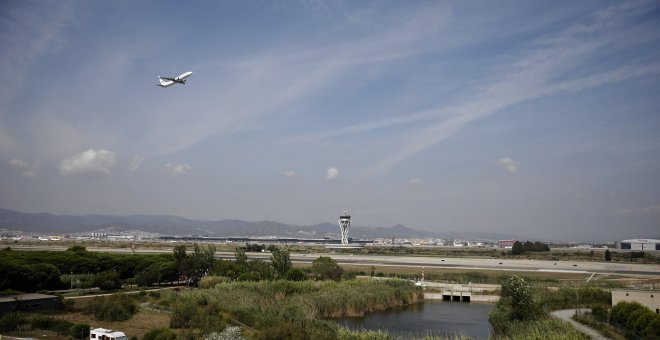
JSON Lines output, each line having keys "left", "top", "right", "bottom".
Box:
{"left": 619, "top": 239, "right": 660, "bottom": 251}
{"left": 612, "top": 289, "right": 659, "bottom": 314}
{"left": 0, "top": 293, "right": 61, "bottom": 314}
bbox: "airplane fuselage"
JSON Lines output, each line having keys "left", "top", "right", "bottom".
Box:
{"left": 158, "top": 71, "right": 193, "bottom": 88}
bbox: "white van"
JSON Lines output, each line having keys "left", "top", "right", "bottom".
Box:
{"left": 90, "top": 328, "right": 127, "bottom": 340}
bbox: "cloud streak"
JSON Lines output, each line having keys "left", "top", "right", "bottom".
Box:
{"left": 9, "top": 159, "right": 38, "bottom": 177}
{"left": 340, "top": 2, "right": 660, "bottom": 179}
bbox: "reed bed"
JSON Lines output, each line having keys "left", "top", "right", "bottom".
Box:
{"left": 495, "top": 317, "right": 589, "bottom": 340}
{"left": 162, "top": 279, "right": 423, "bottom": 339}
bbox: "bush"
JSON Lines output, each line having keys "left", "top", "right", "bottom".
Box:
{"left": 143, "top": 327, "right": 177, "bottom": 340}
{"left": 199, "top": 275, "right": 231, "bottom": 289}
{"left": 591, "top": 304, "right": 608, "bottom": 322}
{"left": 30, "top": 315, "right": 54, "bottom": 329}
{"left": 84, "top": 294, "right": 137, "bottom": 322}
{"left": 501, "top": 275, "right": 541, "bottom": 321}
{"left": 70, "top": 323, "right": 90, "bottom": 339}
{"left": 0, "top": 312, "right": 25, "bottom": 332}
{"left": 286, "top": 268, "right": 307, "bottom": 281}
{"left": 311, "top": 256, "right": 343, "bottom": 281}
{"left": 611, "top": 301, "right": 660, "bottom": 339}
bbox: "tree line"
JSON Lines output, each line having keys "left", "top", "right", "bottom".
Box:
{"left": 0, "top": 244, "right": 343, "bottom": 293}
{"left": 511, "top": 241, "right": 550, "bottom": 255}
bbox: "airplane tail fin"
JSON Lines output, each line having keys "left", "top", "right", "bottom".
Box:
{"left": 158, "top": 76, "right": 169, "bottom": 87}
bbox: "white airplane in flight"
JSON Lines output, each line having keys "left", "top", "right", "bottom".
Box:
{"left": 157, "top": 71, "right": 193, "bottom": 88}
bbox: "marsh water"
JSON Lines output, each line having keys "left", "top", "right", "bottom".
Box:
{"left": 337, "top": 300, "right": 494, "bottom": 339}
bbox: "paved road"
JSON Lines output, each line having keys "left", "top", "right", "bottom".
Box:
{"left": 551, "top": 309, "right": 608, "bottom": 340}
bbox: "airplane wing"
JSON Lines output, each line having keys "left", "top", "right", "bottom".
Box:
{"left": 160, "top": 77, "right": 177, "bottom": 81}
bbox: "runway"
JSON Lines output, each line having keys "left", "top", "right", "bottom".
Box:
{"left": 7, "top": 244, "right": 660, "bottom": 278}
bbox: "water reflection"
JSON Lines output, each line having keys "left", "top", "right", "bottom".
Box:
{"left": 337, "top": 300, "right": 494, "bottom": 339}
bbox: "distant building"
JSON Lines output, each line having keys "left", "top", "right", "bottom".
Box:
{"left": 0, "top": 293, "right": 61, "bottom": 314}
{"left": 619, "top": 239, "right": 660, "bottom": 251}
{"left": 497, "top": 240, "right": 516, "bottom": 249}
{"left": 612, "top": 289, "right": 659, "bottom": 314}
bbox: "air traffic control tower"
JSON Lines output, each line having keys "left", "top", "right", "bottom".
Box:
{"left": 338, "top": 211, "right": 351, "bottom": 245}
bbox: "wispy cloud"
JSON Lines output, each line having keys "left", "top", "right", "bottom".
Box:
{"left": 298, "top": 2, "right": 660, "bottom": 180}
{"left": 497, "top": 158, "right": 519, "bottom": 174}
{"left": 129, "top": 154, "right": 145, "bottom": 172}
{"left": 139, "top": 3, "right": 452, "bottom": 157}
{"left": 616, "top": 204, "right": 660, "bottom": 215}
{"left": 8, "top": 159, "right": 38, "bottom": 177}
{"left": 165, "top": 163, "right": 192, "bottom": 176}
{"left": 59, "top": 149, "right": 117, "bottom": 176}
{"left": 0, "top": 2, "right": 77, "bottom": 103}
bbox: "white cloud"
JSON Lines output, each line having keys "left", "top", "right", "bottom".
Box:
{"left": 129, "top": 154, "right": 144, "bottom": 172}
{"left": 59, "top": 149, "right": 117, "bottom": 176}
{"left": 408, "top": 178, "right": 422, "bottom": 185}
{"left": 497, "top": 157, "right": 518, "bottom": 173}
{"left": 326, "top": 167, "right": 339, "bottom": 181}
{"left": 283, "top": 170, "right": 296, "bottom": 178}
{"left": 9, "top": 159, "right": 38, "bottom": 177}
{"left": 165, "top": 163, "right": 192, "bottom": 176}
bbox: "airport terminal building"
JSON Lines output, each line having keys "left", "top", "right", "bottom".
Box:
{"left": 619, "top": 239, "right": 660, "bottom": 251}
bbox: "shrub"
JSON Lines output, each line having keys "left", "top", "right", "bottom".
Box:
{"left": 591, "top": 304, "right": 608, "bottom": 322}
{"left": 143, "top": 327, "right": 177, "bottom": 340}
{"left": 30, "top": 315, "right": 54, "bottom": 329}
{"left": 84, "top": 294, "right": 137, "bottom": 322}
{"left": 611, "top": 301, "right": 660, "bottom": 339}
{"left": 199, "top": 275, "right": 231, "bottom": 289}
{"left": 286, "top": 268, "right": 307, "bottom": 281}
{"left": 311, "top": 257, "right": 343, "bottom": 281}
{"left": 0, "top": 312, "right": 25, "bottom": 332}
{"left": 70, "top": 323, "right": 90, "bottom": 339}
{"left": 501, "top": 275, "right": 540, "bottom": 321}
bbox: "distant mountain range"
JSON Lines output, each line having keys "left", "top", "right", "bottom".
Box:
{"left": 0, "top": 208, "right": 520, "bottom": 241}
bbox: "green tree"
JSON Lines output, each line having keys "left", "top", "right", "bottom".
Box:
{"left": 511, "top": 241, "right": 524, "bottom": 255}
{"left": 188, "top": 244, "right": 216, "bottom": 285}
{"left": 270, "top": 247, "right": 292, "bottom": 279}
{"left": 311, "top": 256, "right": 343, "bottom": 281}
{"left": 173, "top": 245, "right": 189, "bottom": 283}
{"left": 501, "top": 275, "right": 539, "bottom": 321}
{"left": 92, "top": 271, "right": 121, "bottom": 291}
{"left": 67, "top": 245, "right": 87, "bottom": 253}
{"left": 234, "top": 247, "right": 247, "bottom": 265}
{"left": 604, "top": 249, "right": 612, "bottom": 262}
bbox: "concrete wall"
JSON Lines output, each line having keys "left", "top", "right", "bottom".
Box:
{"left": 612, "top": 289, "right": 659, "bottom": 314}
{"left": 424, "top": 292, "right": 499, "bottom": 303}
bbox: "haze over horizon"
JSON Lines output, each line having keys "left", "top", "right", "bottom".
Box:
{"left": 1, "top": 1, "right": 659, "bottom": 241}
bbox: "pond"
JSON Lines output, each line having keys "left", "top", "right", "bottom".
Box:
{"left": 337, "top": 300, "right": 494, "bottom": 339}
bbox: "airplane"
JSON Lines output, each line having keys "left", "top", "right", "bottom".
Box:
{"left": 157, "top": 71, "right": 193, "bottom": 88}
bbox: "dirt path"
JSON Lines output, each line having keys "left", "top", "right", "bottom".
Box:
{"left": 551, "top": 309, "right": 608, "bottom": 340}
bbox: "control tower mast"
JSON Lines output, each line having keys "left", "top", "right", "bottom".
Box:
{"left": 338, "top": 211, "right": 351, "bottom": 245}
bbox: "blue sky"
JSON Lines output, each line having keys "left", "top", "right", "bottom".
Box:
{"left": 1, "top": 1, "right": 659, "bottom": 241}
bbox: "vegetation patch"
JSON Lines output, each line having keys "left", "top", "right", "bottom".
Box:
{"left": 162, "top": 279, "right": 423, "bottom": 338}
{"left": 84, "top": 294, "right": 138, "bottom": 322}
